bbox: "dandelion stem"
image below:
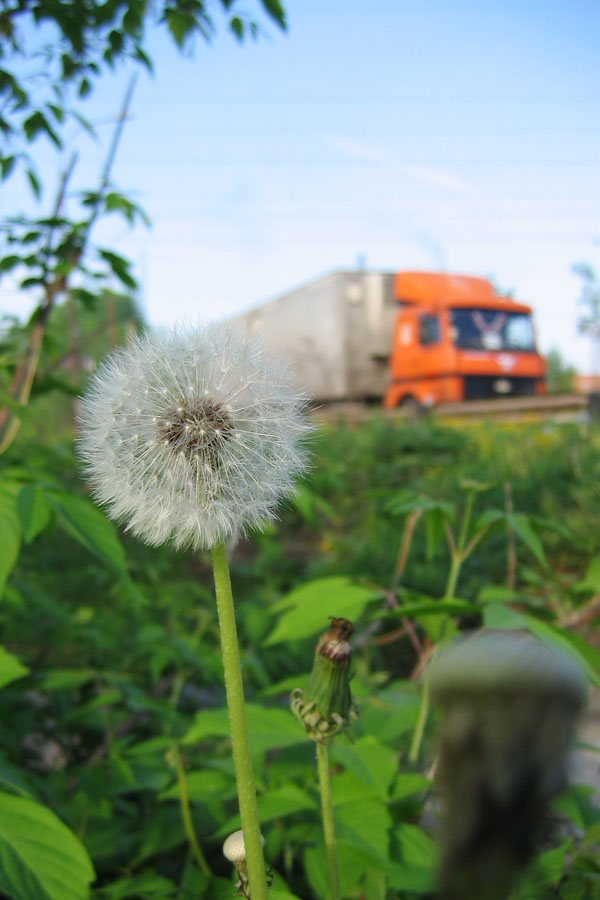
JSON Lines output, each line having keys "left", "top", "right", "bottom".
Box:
{"left": 408, "top": 678, "right": 429, "bottom": 765}
{"left": 316, "top": 741, "right": 341, "bottom": 900}
{"left": 210, "top": 540, "right": 269, "bottom": 900}
{"left": 174, "top": 746, "right": 211, "bottom": 876}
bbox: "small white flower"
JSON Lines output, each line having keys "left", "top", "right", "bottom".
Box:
{"left": 78, "top": 321, "right": 309, "bottom": 550}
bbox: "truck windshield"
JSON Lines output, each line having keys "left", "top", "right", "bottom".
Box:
{"left": 449, "top": 308, "right": 536, "bottom": 352}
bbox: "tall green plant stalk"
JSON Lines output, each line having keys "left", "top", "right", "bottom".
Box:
{"left": 174, "top": 746, "right": 211, "bottom": 876}
{"left": 210, "top": 540, "right": 269, "bottom": 900}
{"left": 411, "top": 489, "right": 483, "bottom": 764}
{"left": 316, "top": 741, "right": 341, "bottom": 900}
{"left": 443, "top": 489, "right": 475, "bottom": 600}
{"left": 408, "top": 678, "right": 430, "bottom": 765}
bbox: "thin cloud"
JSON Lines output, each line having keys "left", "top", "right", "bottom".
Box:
{"left": 403, "top": 165, "right": 471, "bottom": 194}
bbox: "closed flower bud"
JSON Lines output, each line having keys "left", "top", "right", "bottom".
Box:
{"left": 428, "top": 629, "right": 586, "bottom": 900}
{"left": 291, "top": 617, "right": 358, "bottom": 742}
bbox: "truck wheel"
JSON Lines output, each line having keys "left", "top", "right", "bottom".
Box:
{"left": 400, "top": 396, "right": 423, "bottom": 420}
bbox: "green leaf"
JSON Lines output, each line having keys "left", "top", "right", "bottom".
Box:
{"left": 471, "top": 507, "right": 506, "bottom": 532}
{"left": 123, "top": 737, "right": 174, "bottom": 758}
{"left": 257, "top": 784, "right": 317, "bottom": 820}
{"left": 219, "top": 784, "right": 317, "bottom": 835}
{"left": 425, "top": 507, "right": 447, "bottom": 558}
{"left": 302, "top": 844, "right": 330, "bottom": 900}
{"left": 305, "top": 839, "right": 384, "bottom": 900}
{"left": 387, "top": 494, "right": 454, "bottom": 521}
{"left": 17, "top": 484, "right": 50, "bottom": 543}
{"left": 163, "top": 9, "right": 199, "bottom": 49}
{"left": 395, "top": 822, "right": 440, "bottom": 868}
{"left": 552, "top": 630, "right": 600, "bottom": 682}
{"left": 391, "top": 773, "right": 431, "bottom": 800}
{"left": 483, "top": 602, "right": 528, "bottom": 629}
{"left": 576, "top": 555, "right": 600, "bottom": 593}
{"left": 97, "top": 249, "right": 137, "bottom": 289}
{"left": 0, "top": 485, "right": 21, "bottom": 596}
{"left": 0, "top": 645, "right": 29, "bottom": 689}
{"left": 0, "top": 792, "right": 95, "bottom": 900}
{"left": 382, "top": 593, "right": 478, "bottom": 620}
{"left": 160, "top": 768, "right": 235, "bottom": 803}
{"left": 331, "top": 736, "right": 398, "bottom": 799}
{"left": 523, "top": 617, "right": 597, "bottom": 686}
{"left": 39, "top": 668, "right": 97, "bottom": 690}
{"left": 46, "top": 491, "right": 128, "bottom": 579}
{"left": 133, "top": 47, "right": 153, "bottom": 73}
{"left": 1, "top": 156, "right": 16, "bottom": 180}
{"left": 45, "top": 103, "right": 64, "bottom": 124}
{"left": 23, "top": 111, "right": 61, "bottom": 147}
{"left": 359, "top": 685, "right": 421, "bottom": 742}
{"left": 334, "top": 794, "right": 392, "bottom": 859}
{"left": 184, "top": 704, "right": 304, "bottom": 754}
{"left": 260, "top": 0, "right": 287, "bottom": 29}
{"left": 507, "top": 513, "right": 546, "bottom": 567}
{"left": 518, "top": 838, "right": 571, "bottom": 894}
{"left": 583, "top": 820, "right": 600, "bottom": 849}
{"left": 131, "top": 806, "right": 185, "bottom": 866}
{"left": 98, "top": 871, "right": 177, "bottom": 899}
{"left": 257, "top": 673, "right": 308, "bottom": 697}
{"left": 78, "top": 78, "right": 92, "bottom": 98}
{"left": 477, "top": 585, "right": 522, "bottom": 605}
{"left": 385, "top": 862, "right": 437, "bottom": 893}
{"left": 103, "top": 193, "right": 150, "bottom": 227}
{"left": 230, "top": 16, "right": 244, "bottom": 39}
{"left": 65, "top": 689, "right": 122, "bottom": 721}
{"left": 181, "top": 707, "right": 228, "bottom": 743}
{"left": 265, "top": 576, "right": 380, "bottom": 645}
{"left": 0, "top": 254, "right": 22, "bottom": 272}
{"left": 0, "top": 755, "right": 35, "bottom": 798}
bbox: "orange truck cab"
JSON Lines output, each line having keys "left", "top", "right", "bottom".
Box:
{"left": 383, "top": 272, "right": 546, "bottom": 409}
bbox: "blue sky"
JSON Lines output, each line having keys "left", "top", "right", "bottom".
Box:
{"left": 2, "top": 0, "right": 599, "bottom": 369}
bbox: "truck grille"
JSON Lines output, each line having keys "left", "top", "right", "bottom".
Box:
{"left": 463, "top": 375, "right": 537, "bottom": 401}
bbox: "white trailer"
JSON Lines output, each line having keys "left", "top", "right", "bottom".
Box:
{"left": 232, "top": 270, "right": 398, "bottom": 402}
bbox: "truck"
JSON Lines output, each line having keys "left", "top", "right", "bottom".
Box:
{"left": 232, "top": 269, "right": 546, "bottom": 409}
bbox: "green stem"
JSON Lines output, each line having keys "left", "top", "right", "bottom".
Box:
{"left": 174, "top": 746, "right": 211, "bottom": 876}
{"left": 443, "top": 555, "right": 462, "bottom": 601}
{"left": 444, "top": 491, "right": 475, "bottom": 599}
{"left": 316, "top": 741, "right": 341, "bottom": 900}
{"left": 412, "top": 494, "right": 477, "bottom": 766}
{"left": 210, "top": 541, "right": 269, "bottom": 900}
{"left": 408, "top": 678, "right": 429, "bottom": 765}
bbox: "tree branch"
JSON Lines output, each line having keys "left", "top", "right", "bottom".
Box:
{"left": 0, "top": 77, "right": 137, "bottom": 454}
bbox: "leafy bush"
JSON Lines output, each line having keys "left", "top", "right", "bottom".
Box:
{"left": 0, "top": 410, "right": 599, "bottom": 899}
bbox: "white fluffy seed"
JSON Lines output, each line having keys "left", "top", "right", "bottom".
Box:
{"left": 77, "top": 321, "right": 310, "bottom": 550}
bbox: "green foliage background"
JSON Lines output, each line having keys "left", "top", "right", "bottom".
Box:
{"left": 0, "top": 360, "right": 599, "bottom": 898}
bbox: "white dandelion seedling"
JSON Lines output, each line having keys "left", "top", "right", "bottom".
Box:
{"left": 78, "top": 321, "right": 308, "bottom": 550}
{"left": 78, "top": 321, "right": 310, "bottom": 900}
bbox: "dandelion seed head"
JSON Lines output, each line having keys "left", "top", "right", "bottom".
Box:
{"left": 78, "top": 321, "right": 310, "bottom": 550}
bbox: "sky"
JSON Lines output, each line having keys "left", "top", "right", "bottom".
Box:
{"left": 2, "top": 0, "right": 600, "bottom": 370}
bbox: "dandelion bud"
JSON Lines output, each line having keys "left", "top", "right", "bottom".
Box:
{"left": 291, "top": 617, "right": 358, "bottom": 742}
{"left": 428, "top": 629, "right": 586, "bottom": 900}
{"left": 78, "top": 322, "right": 309, "bottom": 550}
